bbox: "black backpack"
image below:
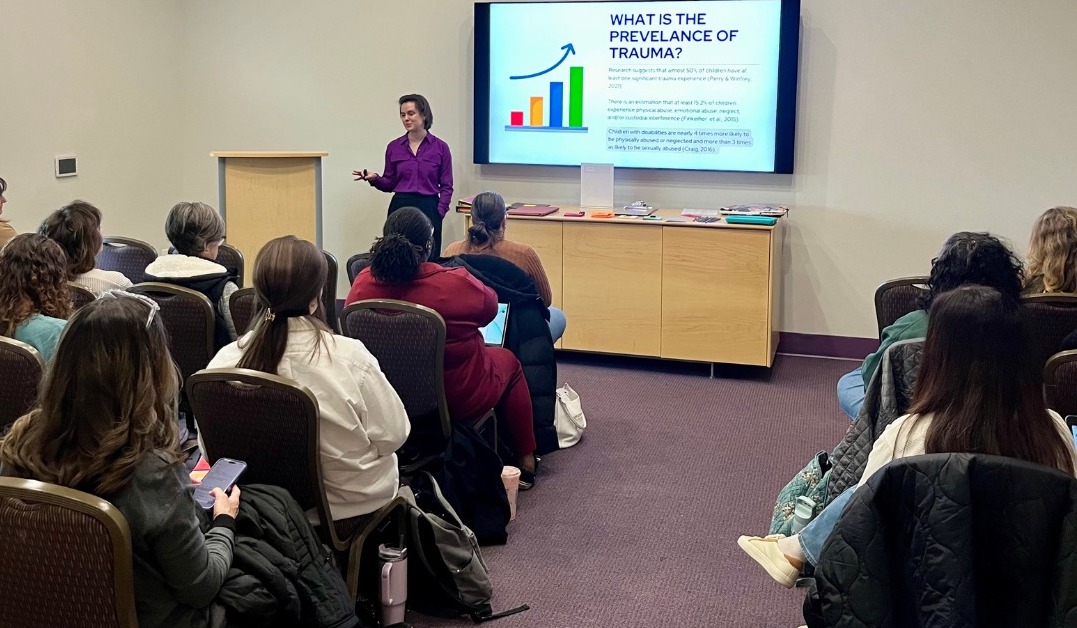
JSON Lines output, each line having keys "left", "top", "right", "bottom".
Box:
{"left": 431, "top": 423, "right": 512, "bottom": 546}
{"left": 403, "top": 471, "right": 529, "bottom": 623}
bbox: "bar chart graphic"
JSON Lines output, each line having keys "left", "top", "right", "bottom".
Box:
{"left": 506, "top": 46, "right": 588, "bottom": 134}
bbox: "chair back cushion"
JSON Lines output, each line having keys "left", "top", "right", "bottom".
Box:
{"left": 228, "top": 287, "right": 258, "bottom": 336}
{"left": 70, "top": 284, "right": 97, "bottom": 310}
{"left": 1045, "top": 349, "right": 1077, "bottom": 419}
{"left": 874, "top": 276, "right": 929, "bottom": 336}
{"left": 322, "top": 250, "right": 340, "bottom": 333}
{"left": 0, "top": 478, "right": 137, "bottom": 628}
{"left": 129, "top": 283, "right": 215, "bottom": 383}
{"left": 0, "top": 337, "right": 45, "bottom": 432}
{"left": 216, "top": 243, "right": 244, "bottom": 288}
{"left": 1020, "top": 294, "right": 1077, "bottom": 370}
{"left": 96, "top": 237, "right": 158, "bottom": 284}
{"left": 346, "top": 253, "right": 371, "bottom": 284}
{"left": 340, "top": 300, "right": 450, "bottom": 462}
{"left": 186, "top": 369, "right": 327, "bottom": 515}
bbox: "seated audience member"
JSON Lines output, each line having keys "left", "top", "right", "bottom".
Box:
{"left": 0, "top": 234, "right": 71, "bottom": 361}
{"left": 739, "top": 285, "right": 1077, "bottom": 587}
{"left": 0, "top": 176, "right": 16, "bottom": 248}
{"left": 346, "top": 207, "right": 539, "bottom": 487}
{"left": 208, "top": 236, "right": 410, "bottom": 520}
{"left": 836, "top": 232, "right": 1023, "bottom": 420}
{"left": 38, "top": 200, "right": 133, "bottom": 295}
{"left": 443, "top": 191, "right": 567, "bottom": 342}
{"left": 1024, "top": 205, "right": 1077, "bottom": 294}
{"left": 144, "top": 202, "right": 238, "bottom": 348}
{"left": 0, "top": 295, "right": 239, "bottom": 628}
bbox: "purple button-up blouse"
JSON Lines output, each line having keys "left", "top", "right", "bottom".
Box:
{"left": 369, "top": 132, "right": 454, "bottom": 217}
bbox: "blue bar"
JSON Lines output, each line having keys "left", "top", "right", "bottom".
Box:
{"left": 549, "top": 82, "right": 564, "bottom": 128}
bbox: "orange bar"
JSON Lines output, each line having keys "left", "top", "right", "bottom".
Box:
{"left": 529, "top": 96, "right": 543, "bottom": 126}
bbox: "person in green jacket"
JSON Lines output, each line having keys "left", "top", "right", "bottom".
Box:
{"left": 837, "top": 232, "right": 1024, "bottom": 420}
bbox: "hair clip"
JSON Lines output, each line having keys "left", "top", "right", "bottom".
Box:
{"left": 264, "top": 309, "right": 276, "bottom": 322}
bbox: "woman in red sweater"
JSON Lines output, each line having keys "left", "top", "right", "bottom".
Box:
{"left": 346, "top": 207, "right": 537, "bottom": 487}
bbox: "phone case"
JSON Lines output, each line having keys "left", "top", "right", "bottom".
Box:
{"left": 194, "top": 458, "right": 247, "bottom": 509}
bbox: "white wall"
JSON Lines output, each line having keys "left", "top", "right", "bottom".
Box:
{"left": 4, "top": 1, "right": 1076, "bottom": 339}
{"left": 0, "top": 1, "right": 182, "bottom": 244}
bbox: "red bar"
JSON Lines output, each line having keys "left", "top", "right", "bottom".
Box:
{"left": 510, "top": 111, "right": 524, "bottom": 126}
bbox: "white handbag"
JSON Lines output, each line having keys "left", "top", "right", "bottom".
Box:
{"left": 554, "top": 384, "right": 586, "bottom": 448}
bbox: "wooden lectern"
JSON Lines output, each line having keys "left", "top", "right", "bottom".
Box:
{"left": 211, "top": 151, "right": 327, "bottom": 279}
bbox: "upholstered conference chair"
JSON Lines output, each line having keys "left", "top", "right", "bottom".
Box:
{"left": 322, "top": 249, "right": 341, "bottom": 333}
{"left": 340, "top": 299, "right": 456, "bottom": 473}
{"left": 0, "top": 477, "right": 138, "bottom": 628}
{"left": 69, "top": 283, "right": 97, "bottom": 311}
{"left": 0, "top": 336, "right": 44, "bottom": 433}
{"left": 1045, "top": 349, "right": 1077, "bottom": 419}
{"left": 96, "top": 236, "right": 158, "bottom": 284}
{"left": 128, "top": 283, "right": 215, "bottom": 385}
{"left": 186, "top": 368, "right": 403, "bottom": 602}
{"left": 227, "top": 287, "right": 258, "bottom": 336}
{"left": 1020, "top": 293, "right": 1077, "bottom": 370}
{"left": 216, "top": 243, "right": 244, "bottom": 288}
{"left": 873, "top": 276, "right": 929, "bottom": 336}
{"left": 346, "top": 252, "right": 371, "bottom": 284}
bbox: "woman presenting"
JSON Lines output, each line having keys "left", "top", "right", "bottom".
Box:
{"left": 354, "top": 94, "right": 453, "bottom": 258}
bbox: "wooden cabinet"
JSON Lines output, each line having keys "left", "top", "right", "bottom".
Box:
{"left": 562, "top": 223, "right": 663, "bottom": 356}
{"left": 463, "top": 207, "right": 783, "bottom": 366}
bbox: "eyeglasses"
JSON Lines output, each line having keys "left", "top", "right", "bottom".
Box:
{"left": 100, "top": 290, "right": 161, "bottom": 329}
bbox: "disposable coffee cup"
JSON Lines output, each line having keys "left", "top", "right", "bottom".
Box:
{"left": 501, "top": 466, "right": 521, "bottom": 521}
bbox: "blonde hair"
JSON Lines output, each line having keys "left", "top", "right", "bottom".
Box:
{"left": 1026, "top": 206, "right": 1077, "bottom": 293}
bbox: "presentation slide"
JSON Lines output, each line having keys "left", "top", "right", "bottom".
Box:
{"left": 482, "top": 0, "right": 792, "bottom": 172}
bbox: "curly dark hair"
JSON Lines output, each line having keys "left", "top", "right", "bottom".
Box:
{"left": 924, "top": 232, "right": 1023, "bottom": 309}
{"left": 368, "top": 207, "right": 432, "bottom": 284}
{"left": 0, "top": 233, "right": 73, "bottom": 336}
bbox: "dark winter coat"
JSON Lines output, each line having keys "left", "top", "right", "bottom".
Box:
{"left": 442, "top": 254, "right": 559, "bottom": 455}
{"left": 826, "top": 339, "right": 924, "bottom": 501}
{"left": 217, "top": 484, "right": 359, "bottom": 628}
{"left": 806, "top": 453, "right": 1077, "bottom": 628}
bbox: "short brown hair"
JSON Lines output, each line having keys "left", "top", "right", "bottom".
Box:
{"left": 38, "top": 200, "right": 104, "bottom": 277}
{"left": 0, "top": 233, "right": 72, "bottom": 336}
{"left": 165, "top": 201, "right": 226, "bottom": 257}
{"left": 399, "top": 94, "right": 433, "bottom": 130}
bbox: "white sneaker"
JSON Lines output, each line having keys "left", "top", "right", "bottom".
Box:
{"left": 737, "top": 535, "right": 800, "bottom": 588}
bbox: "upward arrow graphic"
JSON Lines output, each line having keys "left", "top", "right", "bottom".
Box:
{"left": 509, "top": 44, "right": 576, "bottom": 80}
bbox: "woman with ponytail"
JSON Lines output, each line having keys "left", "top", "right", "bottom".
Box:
{"left": 347, "top": 207, "right": 539, "bottom": 488}
{"left": 444, "top": 191, "right": 567, "bottom": 342}
{"left": 208, "top": 236, "right": 409, "bottom": 521}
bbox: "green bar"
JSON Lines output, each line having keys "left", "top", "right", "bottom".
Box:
{"left": 569, "top": 66, "right": 584, "bottom": 127}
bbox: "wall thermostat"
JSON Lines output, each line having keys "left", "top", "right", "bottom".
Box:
{"left": 55, "top": 154, "right": 77, "bottom": 178}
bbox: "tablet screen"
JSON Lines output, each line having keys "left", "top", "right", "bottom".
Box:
{"left": 480, "top": 303, "right": 509, "bottom": 346}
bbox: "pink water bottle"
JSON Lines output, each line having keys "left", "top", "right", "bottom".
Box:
{"left": 379, "top": 544, "right": 408, "bottom": 626}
